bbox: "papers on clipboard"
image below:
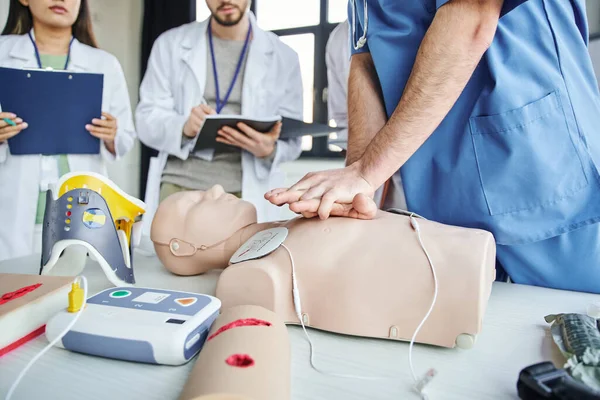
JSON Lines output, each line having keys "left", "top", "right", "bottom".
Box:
{"left": 193, "top": 114, "right": 344, "bottom": 152}
{"left": 0, "top": 66, "right": 104, "bottom": 155}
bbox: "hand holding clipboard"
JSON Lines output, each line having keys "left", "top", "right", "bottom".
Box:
{"left": 0, "top": 66, "right": 104, "bottom": 155}
{"left": 0, "top": 112, "right": 28, "bottom": 143}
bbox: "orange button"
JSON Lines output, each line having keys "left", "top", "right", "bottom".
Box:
{"left": 175, "top": 297, "right": 197, "bottom": 307}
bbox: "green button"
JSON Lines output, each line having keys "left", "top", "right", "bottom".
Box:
{"left": 110, "top": 290, "right": 131, "bottom": 298}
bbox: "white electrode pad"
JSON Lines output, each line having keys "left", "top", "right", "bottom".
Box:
{"left": 229, "top": 227, "right": 289, "bottom": 264}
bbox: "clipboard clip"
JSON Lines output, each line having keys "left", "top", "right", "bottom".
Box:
{"left": 20, "top": 67, "right": 75, "bottom": 80}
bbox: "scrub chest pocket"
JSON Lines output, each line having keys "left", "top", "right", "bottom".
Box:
{"left": 469, "top": 90, "right": 588, "bottom": 216}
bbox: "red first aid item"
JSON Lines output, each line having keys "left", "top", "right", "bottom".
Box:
{"left": 0, "top": 283, "right": 42, "bottom": 305}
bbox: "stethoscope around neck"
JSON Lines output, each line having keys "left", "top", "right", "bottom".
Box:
{"left": 350, "top": 0, "right": 368, "bottom": 50}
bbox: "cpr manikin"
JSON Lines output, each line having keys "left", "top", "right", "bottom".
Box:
{"left": 152, "top": 185, "right": 496, "bottom": 350}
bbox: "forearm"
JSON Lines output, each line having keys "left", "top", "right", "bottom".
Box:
{"left": 358, "top": 0, "right": 502, "bottom": 187}
{"left": 345, "top": 53, "right": 387, "bottom": 166}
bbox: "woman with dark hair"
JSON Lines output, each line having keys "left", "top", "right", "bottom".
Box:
{"left": 0, "top": 0, "right": 137, "bottom": 261}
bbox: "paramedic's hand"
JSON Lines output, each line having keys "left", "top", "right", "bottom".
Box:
{"left": 285, "top": 193, "right": 378, "bottom": 220}
{"left": 265, "top": 161, "right": 376, "bottom": 220}
{"left": 87, "top": 112, "right": 118, "bottom": 155}
{"left": 183, "top": 104, "right": 216, "bottom": 138}
{"left": 216, "top": 121, "right": 281, "bottom": 158}
{"left": 0, "top": 112, "right": 27, "bottom": 143}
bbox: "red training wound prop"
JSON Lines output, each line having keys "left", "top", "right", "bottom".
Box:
{"left": 0, "top": 284, "right": 42, "bottom": 306}
{"left": 226, "top": 354, "right": 255, "bottom": 368}
{"left": 207, "top": 318, "right": 271, "bottom": 341}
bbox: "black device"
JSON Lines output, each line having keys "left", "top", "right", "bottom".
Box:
{"left": 517, "top": 362, "right": 600, "bottom": 399}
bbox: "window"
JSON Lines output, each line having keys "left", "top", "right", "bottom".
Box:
{"left": 279, "top": 34, "right": 316, "bottom": 152}
{"left": 257, "top": 0, "right": 320, "bottom": 31}
{"left": 196, "top": 1, "right": 210, "bottom": 21}
{"left": 328, "top": 0, "right": 348, "bottom": 23}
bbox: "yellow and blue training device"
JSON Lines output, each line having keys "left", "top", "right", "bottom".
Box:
{"left": 39, "top": 172, "right": 146, "bottom": 287}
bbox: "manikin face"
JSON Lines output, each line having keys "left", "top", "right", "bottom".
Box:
{"left": 205, "top": 0, "right": 248, "bottom": 27}
{"left": 19, "top": 0, "right": 81, "bottom": 29}
{"left": 152, "top": 185, "right": 257, "bottom": 254}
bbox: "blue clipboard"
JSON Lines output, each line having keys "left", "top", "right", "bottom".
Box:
{"left": 0, "top": 66, "right": 104, "bottom": 155}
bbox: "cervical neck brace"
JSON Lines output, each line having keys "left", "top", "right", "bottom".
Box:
{"left": 41, "top": 172, "right": 146, "bottom": 287}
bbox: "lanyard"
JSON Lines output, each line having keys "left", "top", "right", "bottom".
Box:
{"left": 208, "top": 21, "right": 252, "bottom": 114}
{"left": 27, "top": 31, "right": 74, "bottom": 70}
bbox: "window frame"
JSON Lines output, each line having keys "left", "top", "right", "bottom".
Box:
{"left": 265, "top": 0, "right": 346, "bottom": 159}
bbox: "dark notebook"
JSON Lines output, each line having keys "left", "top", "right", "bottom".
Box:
{"left": 193, "top": 114, "right": 343, "bottom": 152}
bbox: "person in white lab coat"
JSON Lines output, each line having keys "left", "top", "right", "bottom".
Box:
{"left": 135, "top": 0, "right": 304, "bottom": 232}
{"left": 325, "top": 19, "right": 349, "bottom": 151}
{"left": 0, "top": 0, "right": 136, "bottom": 261}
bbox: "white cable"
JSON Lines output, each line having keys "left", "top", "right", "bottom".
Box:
{"left": 281, "top": 215, "right": 439, "bottom": 399}
{"left": 408, "top": 215, "right": 439, "bottom": 400}
{"left": 6, "top": 275, "right": 88, "bottom": 400}
{"left": 282, "top": 243, "right": 388, "bottom": 381}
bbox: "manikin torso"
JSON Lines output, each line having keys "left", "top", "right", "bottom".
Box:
{"left": 152, "top": 185, "right": 496, "bottom": 348}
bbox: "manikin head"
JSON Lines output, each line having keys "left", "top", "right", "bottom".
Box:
{"left": 151, "top": 185, "right": 257, "bottom": 276}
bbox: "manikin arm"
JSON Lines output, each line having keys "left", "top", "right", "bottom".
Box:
{"left": 179, "top": 305, "right": 290, "bottom": 400}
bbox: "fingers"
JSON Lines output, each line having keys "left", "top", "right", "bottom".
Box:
{"left": 236, "top": 122, "right": 263, "bottom": 141}
{"left": 0, "top": 117, "right": 23, "bottom": 128}
{"left": 219, "top": 126, "right": 254, "bottom": 148}
{"left": 265, "top": 188, "right": 289, "bottom": 199}
{"left": 215, "top": 136, "right": 243, "bottom": 149}
{"left": 352, "top": 193, "right": 378, "bottom": 218}
{"left": 0, "top": 123, "right": 27, "bottom": 141}
{"left": 300, "top": 184, "right": 327, "bottom": 201}
{"left": 290, "top": 199, "right": 354, "bottom": 218}
{"left": 266, "top": 173, "right": 325, "bottom": 205}
{"left": 267, "top": 189, "right": 306, "bottom": 205}
{"left": 317, "top": 191, "right": 338, "bottom": 220}
{"left": 301, "top": 211, "right": 319, "bottom": 218}
{"left": 0, "top": 112, "right": 17, "bottom": 120}
{"left": 268, "top": 121, "right": 282, "bottom": 139}
{"left": 91, "top": 118, "right": 116, "bottom": 128}
{"left": 191, "top": 106, "right": 207, "bottom": 119}
{"left": 86, "top": 125, "right": 115, "bottom": 136}
{"left": 289, "top": 172, "right": 322, "bottom": 192}
{"left": 89, "top": 133, "right": 115, "bottom": 142}
{"left": 101, "top": 112, "right": 115, "bottom": 120}
{"left": 199, "top": 104, "right": 216, "bottom": 115}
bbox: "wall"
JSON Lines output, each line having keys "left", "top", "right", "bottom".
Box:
{"left": 88, "top": 0, "right": 143, "bottom": 197}
{"left": 0, "top": 0, "right": 7, "bottom": 30}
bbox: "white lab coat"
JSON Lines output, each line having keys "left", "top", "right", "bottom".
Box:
{"left": 0, "top": 32, "right": 136, "bottom": 261}
{"left": 136, "top": 13, "right": 303, "bottom": 232}
{"left": 326, "top": 20, "right": 350, "bottom": 150}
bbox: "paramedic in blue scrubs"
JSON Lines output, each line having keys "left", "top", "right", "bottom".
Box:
{"left": 266, "top": 0, "right": 600, "bottom": 294}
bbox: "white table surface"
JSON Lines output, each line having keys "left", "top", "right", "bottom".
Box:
{"left": 1, "top": 252, "right": 599, "bottom": 400}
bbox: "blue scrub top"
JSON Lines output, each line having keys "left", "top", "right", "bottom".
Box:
{"left": 349, "top": 0, "right": 600, "bottom": 246}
